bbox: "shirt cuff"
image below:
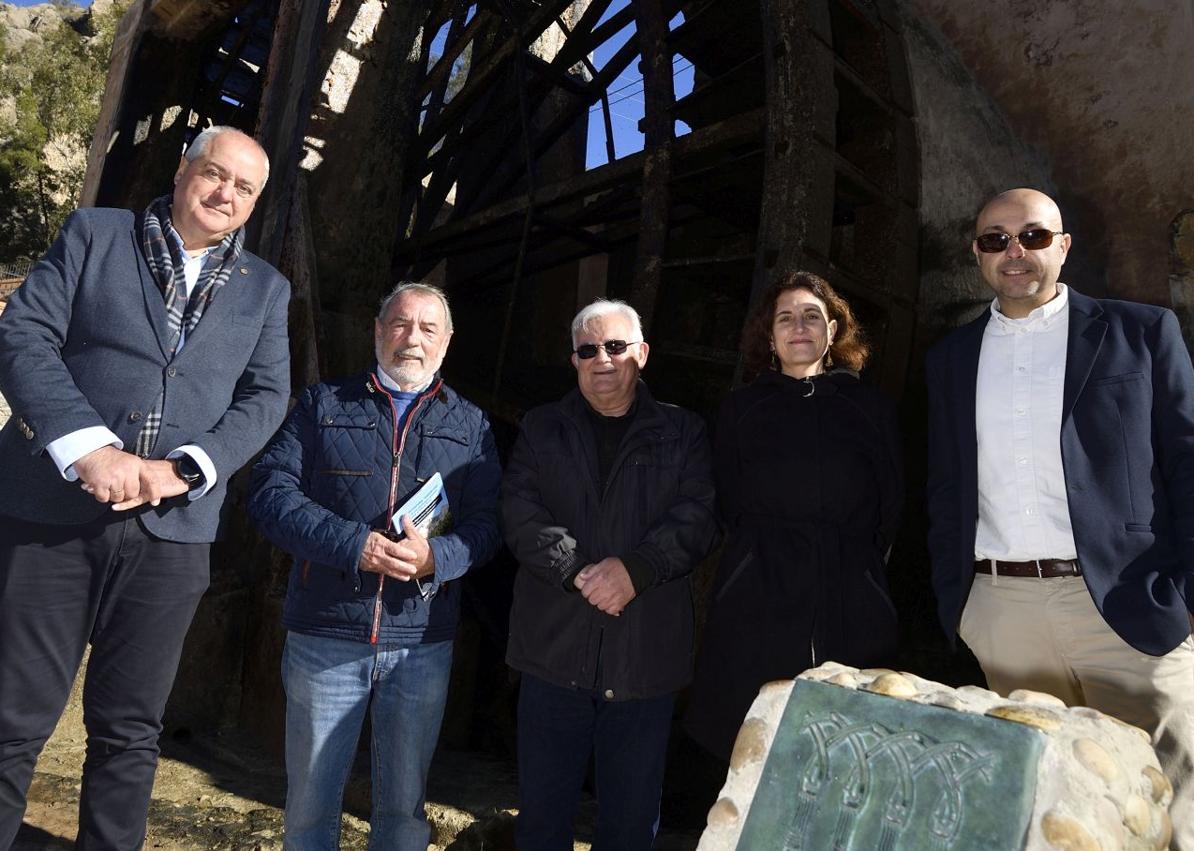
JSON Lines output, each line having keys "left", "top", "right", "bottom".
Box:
{"left": 166, "top": 445, "right": 217, "bottom": 500}
{"left": 47, "top": 427, "right": 123, "bottom": 481}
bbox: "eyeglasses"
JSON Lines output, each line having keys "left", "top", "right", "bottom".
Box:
{"left": 574, "top": 339, "right": 641, "bottom": 359}
{"left": 975, "top": 228, "right": 1063, "bottom": 254}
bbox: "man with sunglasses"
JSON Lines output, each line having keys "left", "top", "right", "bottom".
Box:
{"left": 503, "top": 298, "right": 718, "bottom": 850}
{"left": 927, "top": 187, "right": 1194, "bottom": 845}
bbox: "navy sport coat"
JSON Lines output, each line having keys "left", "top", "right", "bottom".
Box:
{"left": 0, "top": 207, "right": 290, "bottom": 543}
{"left": 927, "top": 288, "right": 1194, "bottom": 656}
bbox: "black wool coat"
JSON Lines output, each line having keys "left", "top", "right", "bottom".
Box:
{"left": 684, "top": 369, "right": 903, "bottom": 761}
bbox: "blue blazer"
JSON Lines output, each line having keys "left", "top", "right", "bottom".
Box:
{"left": 0, "top": 207, "right": 290, "bottom": 543}
{"left": 927, "top": 288, "right": 1194, "bottom": 656}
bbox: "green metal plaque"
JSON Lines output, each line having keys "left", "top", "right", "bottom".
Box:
{"left": 735, "top": 680, "right": 1042, "bottom": 850}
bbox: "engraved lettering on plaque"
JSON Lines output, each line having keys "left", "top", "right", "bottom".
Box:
{"left": 783, "top": 712, "right": 995, "bottom": 851}
{"left": 735, "top": 681, "right": 1042, "bottom": 850}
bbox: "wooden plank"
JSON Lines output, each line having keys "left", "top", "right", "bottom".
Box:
{"left": 395, "top": 107, "right": 763, "bottom": 259}
{"left": 415, "top": 0, "right": 577, "bottom": 156}
{"left": 627, "top": 0, "right": 677, "bottom": 335}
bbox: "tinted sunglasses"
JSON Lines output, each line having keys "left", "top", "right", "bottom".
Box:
{"left": 975, "top": 228, "right": 1062, "bottom": 254}
{"left": 574, "top": 339, "right": 640, "bottom": 359}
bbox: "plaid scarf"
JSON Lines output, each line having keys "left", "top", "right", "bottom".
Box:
{"left": 135, "top": 194, "right": 243, "bottom": 457}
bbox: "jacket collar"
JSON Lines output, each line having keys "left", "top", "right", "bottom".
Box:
{"left": 363, "top": 369, "right": 452, "bottom": 406}
{"left": 561, "top": 379, "right": 671, "bottom": 434}
{"left": 1061, "top": 287, "right": 1107, "bottom": 424}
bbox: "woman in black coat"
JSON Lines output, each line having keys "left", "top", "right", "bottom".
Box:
{"left": 684, "top": 271, "right": 903, "bottom": 763}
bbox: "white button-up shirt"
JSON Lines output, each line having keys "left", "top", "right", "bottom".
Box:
{"left": 974, "top": 284, "right": 1078, "bottom": 561}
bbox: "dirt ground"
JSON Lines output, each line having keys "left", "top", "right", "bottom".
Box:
{"left": 13, "top": 655, "right": 706, "bottom": 850}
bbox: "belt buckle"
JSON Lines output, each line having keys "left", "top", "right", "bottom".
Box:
{"left": 1035, "top": 560, "right": 1044, "bottom": 578}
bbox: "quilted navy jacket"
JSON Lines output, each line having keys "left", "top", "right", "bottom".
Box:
{"left": 248, "top": 370, "right": 501, "bottom": 645}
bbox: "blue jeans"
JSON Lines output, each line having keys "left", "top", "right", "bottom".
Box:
{"left": 281, "top": 632, "right": 454, "bottom": 851}
{"left": 515, "top": 674, "right": 675, "bottom": 851}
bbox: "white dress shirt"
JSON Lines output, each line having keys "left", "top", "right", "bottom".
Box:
{"left": 974, "top": 283, "right": 1078, "bottom": 561}
{"left": 46, "top": 241, "right": 217, "bottom": 498}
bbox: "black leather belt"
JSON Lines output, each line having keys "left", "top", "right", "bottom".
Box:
{"left": 974, "top": 559, "right": 1082, "bottom": 578}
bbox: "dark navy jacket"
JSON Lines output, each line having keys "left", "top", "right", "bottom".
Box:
{"left": 927, "top": 289, "right": 1194, "bottom": 656}
{"left": 0, "top": 208, "right": 290, "bottom": 542}
{"left": 248, "top": 370, "right": 501, "bottom": 645}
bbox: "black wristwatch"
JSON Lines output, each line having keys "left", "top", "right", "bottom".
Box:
{"left": 172, "top": 455, "right": 205, "bottom": 490}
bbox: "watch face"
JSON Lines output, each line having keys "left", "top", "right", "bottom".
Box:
{"left": 176, "top": 456, "right": 203, "bottom": 483}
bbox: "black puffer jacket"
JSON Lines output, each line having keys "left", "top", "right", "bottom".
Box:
{"left": 503, "top": 382, "right": 719, "bottom": 700}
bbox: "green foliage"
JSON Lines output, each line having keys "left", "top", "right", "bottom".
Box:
{"left": 0, "top": 2, "right": 131, "bottom": 264}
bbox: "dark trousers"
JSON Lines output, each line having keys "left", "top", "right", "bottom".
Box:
{"left": 0, "top": 514, "right": 209, "bottom": 851}
{"left": 515, "top": 673, "right": 674, "bottom": 851}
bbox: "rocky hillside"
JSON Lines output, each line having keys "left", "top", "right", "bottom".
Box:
{"left": 1, "top": 2, "right": 92, "bottom": 50}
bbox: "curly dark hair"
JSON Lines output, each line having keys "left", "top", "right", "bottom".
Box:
{"left": 741, "top": 271, "right": 870, "bottom": 381}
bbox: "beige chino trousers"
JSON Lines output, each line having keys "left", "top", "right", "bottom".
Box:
{"left": 960, "top": 573, "right": 1194, "bottom": 848}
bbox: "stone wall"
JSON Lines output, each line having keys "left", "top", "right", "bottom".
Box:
{"left": 901, "top": 0, "right": 1194, "bottom": 321}
{"left": 897, "top": 6, "right": 1056, "bottom": 349}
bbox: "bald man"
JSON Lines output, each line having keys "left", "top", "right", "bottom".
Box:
{"left": 927, "top": 188, "right": 1194, "bottom": 844}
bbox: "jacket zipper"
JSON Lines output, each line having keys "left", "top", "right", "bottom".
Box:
{"left": 368, "top": 376, "right": 443, "bottom": 645}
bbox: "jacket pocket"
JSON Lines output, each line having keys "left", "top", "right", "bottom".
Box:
{"left": 1089, "top": 371, "right": 1145, "bottom": 387}
{"left": 316, "top": 469, "right": 372, "bottom": 477}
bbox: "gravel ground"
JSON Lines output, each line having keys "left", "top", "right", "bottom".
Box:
{"left": 13, "top": 711, "right": 705, "bottom": 850}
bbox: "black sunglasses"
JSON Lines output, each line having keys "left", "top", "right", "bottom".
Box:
{"left": 975, "top": 228, "right": 1063, "bottom": 254}
{"left": 574, "top": 339, "right": 640, "bottom": 359}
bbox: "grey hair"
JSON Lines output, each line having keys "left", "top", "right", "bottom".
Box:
{"left": 377, "top": 281, "right": 454, "bottom": 334}
{"left": 184, "top": 125, "right": 270, "bottom": 188}
{"left": 570, "top": 298, "right": 643, "bottom": 348}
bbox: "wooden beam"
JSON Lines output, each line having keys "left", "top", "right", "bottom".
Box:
{"left": 627, "top": 0, "right": 676, "bottom": 335}
{"left": 395, "top": 106, "right": 763, "bottom": 261}
{"left": 415, "top": 0, "right": 577, "bottom": 156}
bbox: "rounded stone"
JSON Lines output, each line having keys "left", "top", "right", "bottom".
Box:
{"left": 957, "top": 684, "right": 999, "bottom": 700}
{"left": 729, "top": 718, "right": 770, "bottom": 772}
{"left": 929, "top": 694, "right": 967, "bottom": 712}
{"left": 827, "top": 672, "right": 858, "bottom": 687}
{"left": 707, "top": 798, "right": 739, "bottom": 828}
{"left": 863, "top": 673, "right": 918, "bottom": 699}
{"left": 1008, "top": 688, "right": 1067, "bottom": 708}
{"left": 1157, "top": 811, "right": 1173, "bottom": 849}
{"left": 859, "top": 667, "right": 896, "bottom": 678}
{"left": 1041, "top": 811, "right": 1100, "bottom": 851}
{"left": 987, "top": 704, "right": 1063, "bottom": 732}
{"left": 1122, "top": 794, "right": 1151, "bottom": 837}
{"left": 758, "top": 680, "right": 791, "bottom": 697}
{"left": 1072, "top": 738, "right": 1119, "bottom": 783}
{"left": 1142, "top": 766, "right": 1173, "bottom": 805}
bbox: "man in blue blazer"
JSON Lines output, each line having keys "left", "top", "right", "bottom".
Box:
{"left": 0, "top": 126, "right": 290, "bottom": 849}
{"left": 928, "top": 188, "right": 1194, "bottom": 845}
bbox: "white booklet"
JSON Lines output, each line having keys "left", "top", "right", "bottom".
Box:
{"left": 390, "top": 473, "right": 451, "bottom": 598}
